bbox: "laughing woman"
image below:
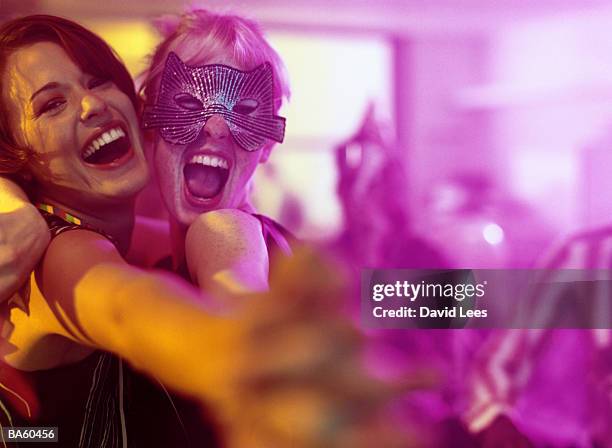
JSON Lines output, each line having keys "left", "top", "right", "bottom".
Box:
{"left": 0, "top": 14, "right": 232, "bottom": 447}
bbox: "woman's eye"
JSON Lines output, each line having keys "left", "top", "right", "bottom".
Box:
{"left": 88, "top": 77, "right": 111, "bottom": 89}
{"left": 174, "top": 93, "right": 203, "bottom": 110}
{"left": 37, "top": 98, "right": 66, "bottom": 116}
{"left": 233, "top": 98, "right": 259, "bottom": 115}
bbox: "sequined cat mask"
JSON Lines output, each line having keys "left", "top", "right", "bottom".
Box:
{"left": 143, "top": 52, "right": 286, "bottom": 151}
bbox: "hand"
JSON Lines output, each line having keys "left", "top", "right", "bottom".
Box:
{"left": 201, "top": 246, "right": 435, "bottom": 448}
{"left": 0, "top": 201, "right": 49, "bottom": 301}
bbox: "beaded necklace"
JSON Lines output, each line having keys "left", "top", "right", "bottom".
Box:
{"left": 35, "top": 202, "right": 121, "bottom": 250}
{"left": 35, "top": 202, "right": 82, "bottom": 225}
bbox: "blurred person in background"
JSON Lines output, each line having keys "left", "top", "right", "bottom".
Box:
{"left": 331, "top": 105, "right": 488, "bottom": 447}
{"left": 466, "top": 229, "right": 612, "bottom": 447}
{"left": 424, "top": 172, "right": 554, "bottom": 269}
{"left": 333, "top": 104, "right": 450, "bottom": 270}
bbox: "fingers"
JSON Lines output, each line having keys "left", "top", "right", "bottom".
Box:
{"left": 223, "top": 379, "right": 420, "bottom": 448}
{"left": 228, "top": 337, "right": 437, "bottom": 447}
{"left": 243, "top": 320, "right": 361, "bottom": 387}
{"left": 251, "top": 246, "right": 348, "bottom": 320}
{"left": 0, "top": 245, "right": 20, "bottom": 300}
{"left": 210, "top": 247, "right": 426, "bottom": 447}
{"left": 0, "top": 203, "right": 50, "bottom": 301}
{"left": 327, "top": 414, "right": 417, "bottom": 448}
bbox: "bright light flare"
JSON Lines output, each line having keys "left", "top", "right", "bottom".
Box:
{"left": 482, "top": 223, "right": 504, "bottom": 245}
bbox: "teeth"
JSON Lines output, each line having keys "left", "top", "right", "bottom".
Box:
{"left": 84, "top": 127, "right": 126, "bottom": 160}
{"left": 188, "top": 154, "right": 229, "bottom": 170}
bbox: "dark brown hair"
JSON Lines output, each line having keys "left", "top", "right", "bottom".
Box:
{"left": 0, "top": 14, "right": 138, "bottom": 174}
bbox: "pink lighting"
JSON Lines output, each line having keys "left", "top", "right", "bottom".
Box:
{"left": 2, "top": 2, "right": 612, "bottom": 446}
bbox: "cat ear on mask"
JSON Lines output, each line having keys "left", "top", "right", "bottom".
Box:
{"left": 159, "top": 52, "right": 193, "bottom": 98}
{"left": 241, "top": 62, "right": 274, "bottom": 97}
{"left": 143, "top": 52, "right": 286, "bottom": 150}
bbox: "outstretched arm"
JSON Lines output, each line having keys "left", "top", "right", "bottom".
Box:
{"left": 6, "top": 230, "right": 418, "bottom": 447}
{"left": 0, "top": 178, "right": 49, "bottom": 301}
{"left": 6, "top": 228, "right": 238, "bottom": 401}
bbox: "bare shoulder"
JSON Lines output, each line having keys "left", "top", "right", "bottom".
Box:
{"left": 187, "top": 209, "right": 263, "bottom": 242}
{"left": 39, "top": 229, "right": 124, "bottom": 321}
{"left": 185, "top": 209, "right": 269, "bottom": 292}
{"left": 43, "top": 228, "right": 122, "bottom": 277}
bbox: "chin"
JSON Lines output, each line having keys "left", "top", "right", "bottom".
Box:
{"left": 106, "top": 175, "right": 149, "bottom": 200}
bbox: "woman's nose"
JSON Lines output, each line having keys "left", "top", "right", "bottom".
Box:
{"left": 80, "top": 93, "right": 109, "bottom": 124}
{"left": 203, "top": 114, "right": 230, "bottom": 140}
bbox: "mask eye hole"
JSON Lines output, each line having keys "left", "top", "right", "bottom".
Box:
{"left": 233, "top": 98, "right": 259, "bottom": 115}
{"left": 174, "top": 93, "right": 203, "bottom": 110}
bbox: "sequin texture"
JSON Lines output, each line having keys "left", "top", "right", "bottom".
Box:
{"left": 143, "top": 52, "right": 286, "bottom": 152}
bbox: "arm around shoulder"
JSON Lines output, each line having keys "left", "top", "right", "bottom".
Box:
{"left": 9, "top": 228, "right": 239, "bottom": 401}
{"left": 185, "top": 209, "right": 269, "bottom": 296}
{"left": 0, "top": 178, "right": 50, "bottom": 300}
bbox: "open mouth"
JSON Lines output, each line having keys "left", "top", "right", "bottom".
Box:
{"left": 183, "top": 154, "right": 230, "bottom": 199}
{"left": 82, "top": 125, "right": 131, "bottom": 165}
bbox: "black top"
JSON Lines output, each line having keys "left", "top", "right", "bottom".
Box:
{"left": 0, "top": 212, "right": 220, "bottom": 447}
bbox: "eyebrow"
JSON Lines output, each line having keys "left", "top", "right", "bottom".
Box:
{"left": 29, "top": 82, "right": 60, "bottom": 103}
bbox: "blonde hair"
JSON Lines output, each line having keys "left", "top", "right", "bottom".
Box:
{"left": 140, "top": 8, "right": 290, "bottom": 114}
